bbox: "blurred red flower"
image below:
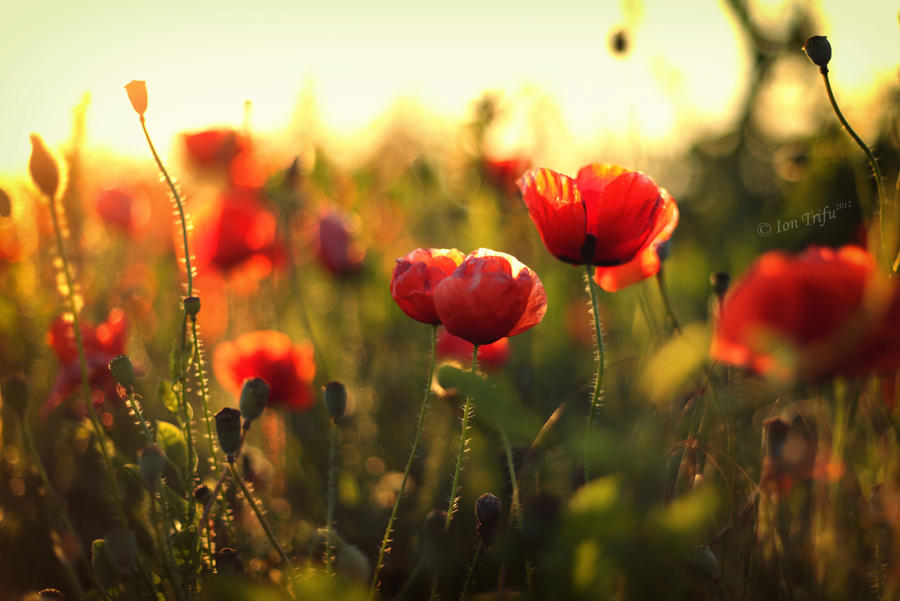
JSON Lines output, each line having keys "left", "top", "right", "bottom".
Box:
{"left": 192, "top": 187, "right": 284, "bottom": 274}
{"left": 213, "top": 330, "right": 316, "bottom": 411}
{"left": 391, "top": 247, "right": 466, "bottom": 324}
{"left": 43, "top": 308, "right": 128, "bottom": 416}
{"left": 517, "top": 164, "right": 678, "bottom": 291}
{"left": 482, "top": 155, "right": 530, "bottom": 196}
{"left": 437, "top": 328, "right": 509, "bottom": 369}
{"left": 316, "top": 209, "right": 366, "bottom": 276}
{"left": 433, "top": 248, "right": 547, "bottom": 345}
{"left": 711, "top": 245, "right": 900, "bottom": 383}
{"left": 95, "top": 187, "right": 149, "bottom": 234}
{"left": 183, "top": 128, "right": 266, "bottom": 188}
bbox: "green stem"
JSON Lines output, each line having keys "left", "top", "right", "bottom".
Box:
{"left": 459, "top": 540, "right": 484, "bottom": 601}
{"left": 325, "top": 419, "right": 339, "bottom": 575}
{"left": 655, "top": 268, "right": 682, "bottom": 335}
{"left": 228, "top": 460, "right": 294, "bottom": 572}
{"left": 583, "top": 265, "right": 606, "bottom": 483}
{"left": 369, "top": 324, "right": 438, "bottom": 598}
{"left": 443, "top": 345, "right": 480, "bottom": 532}
{"left": 820, "top": 69, "right": 889, "bottom": 266}
{"left": 154, "top": 476, "right": 187, "bottom": 601}
{"left": 126, "top": 389, "right": 154, "bottom": 445}
{"left": 43, "top": 188, "right": 127, "bottom": 528}
{"left": 497, "top": 425, "right": 522, "bottom": 529}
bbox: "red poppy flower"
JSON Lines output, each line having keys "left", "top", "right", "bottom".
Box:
{"left": 517, "top": 164, "right": 678, "bottom": 291}
{"left": 482, "top": 155, "right": 530, "bottom": 196}
{"left": 432, "top": 249, "right": 547, "bottom": 345}
{"left": 213, "top": 330, "right": 316, "bottom": 411}
{"left": 95, "top": 187, "right": 149, "bottom": 234}
{"left": 183, "top": 129, "right": 244, "bottom": 168}
{"left": 391, "top": 248, "right": 466, "bottom": 324}
{"left": 711, "top": 245, "right": 900, "bottom": 383}
{"left": 43, "top": 308, "right": 128, "bottom": 416}
{"left": 316, "top": 209, "right": 366, "bottom": 277}
{"left": 437, "top": 328, "right": 509, "bottom": 369}
{"left": 192, "top": 187, "right": 284, "bottom": 274}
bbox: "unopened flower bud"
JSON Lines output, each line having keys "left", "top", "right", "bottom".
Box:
{"left": 422, "top": 509, "right": 447, "bottom": 546}
{"left": 0, "top": 187, "right": 11, "bottom": 217}
{"left": 2, "top": 374, "right": 29, "bottom": 419}
{"left": 183, "top": 296, "right": 201, "bottom": 317}
{"left": 193, "top": 484, "right": 211, "bottom": 505}
{"left": 687, "top": 546, "right": 720, "bottom": 582}
{"left": 475, "top": 492, "right": 502, "bottom": 546}
{"left": 215, "top": 547, "right": 243, "bottom": 574}
{"left": 336, "top": 543, "right": 371, "bottom": 583}
{"left": 109, "top": 355, "right": 136, "bottom": 390}
{"left": 239, "top": 377, "right": 270, "bottom": 424}
{"left": 710, "top": 272, "right": 730, "bottom": 297}
{"left": 124, "top": 80, "right": 148, "bottom": 117}
{"left": 36, "top": 590, "right": 64, "bottom": 601}
{"left": 324, "top": 381, "right": 347, "bottom": 420}
{"left": 802, "top": 36, "right": 831, "bottom": 71}
{"left": 215, "top": 408, "right": 243, "bottom": 458}
{"left": 138, "top": 444, "right": 166, "bottom": 485}
{"left": 29, "top": 134, "right": 60, "bottom": 199}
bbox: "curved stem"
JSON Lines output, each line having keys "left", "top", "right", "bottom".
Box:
{"left": 583, "top": 265, "right": 605, "bottom": 483}
{"left": 228, "top": 460, "right": 293, "bottom": 570}
{"left": 44, "top": 188, "right": 127, "bottom": 528}
{"left": 655, "top": 268, "right": 682, "bottom": 335}
{"left": 126, "top": 390, "right": 154, "bottom": 445}
{"left": 443, "top": 345, "right": 480, "bottom": 532}
{"left": 369, "top": 324, "right": 438, "bottom": 598}
{"left": 459, "top": 540, "right": 484, "bottom": 601}
{"left": 820, "top": 69, "right": 890, "bottom": 266}
{"left": 325, "top": 419, "right": 339, "bottom": 575}
{"left": 497, "top": 425, "right": 521, "bottom": 529}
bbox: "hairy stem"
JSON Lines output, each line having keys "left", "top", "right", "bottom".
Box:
{"left": 583, "top": 265, "right": 606, "bottom": 483}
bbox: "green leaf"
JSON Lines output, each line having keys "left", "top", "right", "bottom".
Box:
{"left": 157, "top": 420, "right": 190, "bottom": 475}
{"left": 157, "top": 379, "right": 179, "bottom": 416}
{"left": 91, "top": 538, "right": 119, "bottom": 590}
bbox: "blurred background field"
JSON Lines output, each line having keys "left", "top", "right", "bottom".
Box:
{"left": 1, "top": 1, "right": 900, "bottom": 600}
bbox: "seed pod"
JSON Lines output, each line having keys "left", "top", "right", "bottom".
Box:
{"left": 239, "top": 377, "right": 270, "bottom": 424}
{"left": 138, "top": 444, "right": 166, "bottom": 486}
{"left": 29, "top": 134, "right": 59, "bottom": 199}
{"left": 124, "top": 80, "right": 148, "bottom": 117}
{"left": 802, "top": 36, "right": 831, "bottom": 71}
{"left": 183, "top": 296, "right": 201, "bottom": 317}
{"left": 215, "top": 408, "right": 243, "bottom": 458}
{"left": 323, "top": 381, "right": 347, "bottom": 420}
{"left": 193, "top": 484, "right": 212, "bottom": 505}
{"left": 1, "top": 373, "right": 29, "bottom": 419}
{"left": 109, "top": 355, "right": 136, "bottom": 390}
{"left": 475, "top": 492, "right": 502, "bottom": 547}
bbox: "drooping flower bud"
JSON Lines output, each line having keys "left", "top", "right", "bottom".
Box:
{"left": 802, "top": 36, "right": 831, "bottom": 71}
{"left": 109, "top": 355, "right": 136, "bottom": 390}
{"left": 323, "top": 381, "right": 347, "bottom": 420}
{"left": 239, "top": 377, "right": 270, "bottom": 424}
{"left": 29, "top": 134, "right": 60, "bottom": 199}
{"left": 183, "top": 296, "right": 201, "bottom": 317}
{"left": 138, "top": 444, "right": 166, "bottom": 486}
{"left": 215, "top": 408, "right": 243, "bottom": 458}
{"left": 1, "top": 373, "right": 29, "bottom": 419}
{"left": 474, "top": 492, "right": 502, "bottom": 547}
{"left": 124, "top": 80, "right": 148, "bottom": 117}
{"left": 710, "top": 272, "right": 730, "bottom": 297}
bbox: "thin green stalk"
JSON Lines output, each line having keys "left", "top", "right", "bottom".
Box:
{"left": 443, "top": 345, "right": 480, "bottom": 531}
{"left": 369, "top": 324, "right": 439, "bottom": 598}
{"left": 459, "top": 540, "right": 484, "bottom": 601}
{"left": 154, "top": 476, "right": 187, "bottom": 601}
{"left": 583, "top": 265, "right": 605, "bottom": 483}
{"left": 43, "top": 187, "right": 127, "bottom": 528}
{"left": 819, "top": 68, "right": 890, "bottom": 266}
{"left": 497, "top": 425, "right": 521, "bottom": 529}
{"left": 325, "top": 419, "right": 339, "bottom": 575}
{"left": 655, "top": 268, "right": 682, "bottom": 335}
{"left": 126, "top": 389, "right": 154, "bottom": 445}
{"left": 228, "top": 460, "right": 294, "bottom": 572}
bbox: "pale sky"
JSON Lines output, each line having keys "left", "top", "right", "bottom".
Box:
{"left": 0, "top": 0, "right": 897, "bottom": 175}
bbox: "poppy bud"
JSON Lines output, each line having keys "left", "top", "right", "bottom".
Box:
{"left": 36, "top": 590, "right": 64, "bottom": 601}
{"left": 802, "top": 36, "right": 831, "bottom": 71}
{"left": 323, "top": 381, "right": 347, "bottom": 420}
{"left": 239, "top": 377, "right": 270, "bottom": 425}
{"left": 193, "top": 484, "right": 212, "bottom": 505}
{"left": 104, "top": 529, "right": 138, "bottom": 573}
{"left": 0, "top": 187, "right": 11, "bottom": 217}
{"left": 124, "top": 80, "right": 148, "bottom": 117}
{"left": 109, "top": 355, "right": 136, "bottom": 390}
{"left": 336, "top": 543, "right": 371, "bottom": 583}
{"left": 183, "top": 296, "right": 201, "bottom": 317}
{"left": 1, "top": 373, "right": 29, "bottom": 419}
{"left": 610, "top": 28, "right": 629, "bottom": 56}
{"left": 475, "top": 492, "right": 502, "bottom": 547}
{"left": 215, "top": 408, "right": 243, "bottom": 458}
{"left": 215, "top": 547, "right": 243, "bottom": 574}
{"left": 138, "top": 444, "right": 166, "bottom": 486}
{"left": 710, "top": 272, "right": 730, "bottom": 297}
{"left": 29, "top": 134, "right": 60, "bottom": 199}
{"left": 687, "top": 546, "right": 720, "bottom": 582}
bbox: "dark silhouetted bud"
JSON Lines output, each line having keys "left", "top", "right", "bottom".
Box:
{"left": 336, "top": 543, "right": 371, "bottom": 583}
{"left": 0, "top": 187, "right": 10, "bottom": 217}
{"left": 194, "top": 484, "right": 212, "bottom": 505}
{"left": 138, "top": 444, "right": 166, "bottom": 485}
{"left": 215, "top": 547, "right": 243, "bottom": 574}
{"left": 610, "top": 28, "right": 629, "bottom": 56}
{"left": 422, "top": 509, "right": 447, "bottom": 546}
{"left": 124, "top": 80, "right": 148, "bottom": 117}
{"left": 687, "top": 546, "right": 720, "bottom": 582}
{"left": 36, "top": 590, "right": 64, "bottom": 601}
{"left": 803, "top": 36, "right": 831, "bottom": 71}
{"left": 239, "top": 377, "right": 270, "bottom": 424}
{"left": 2, "top": 374, "right": 29, "bottom": 418}
{"left": 324, "top": 381, "right": 347, "bottom": 420}
{"left": 109, "top": 355, "right": 136, "bottom": 390}
{"left": 710, "top": 272, "right": 730, "bottom": 297}
{"left": 183, "top": 296, "right": 201, "bottom": 317}
{"left": 29, "top": 134, "right": 60, "bottom": 199}
{"left": 215, "top": 408, "right": 243, "bottom": 458}
{"left": 475, "top": 492, "right": 502, "bottom": 546}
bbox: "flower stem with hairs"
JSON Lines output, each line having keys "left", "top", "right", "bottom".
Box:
{"left": 583, "top": 265, "right": 606, "bottom": 483}
{"left": 325, "top": 417, "right": 339, "bottom": 575}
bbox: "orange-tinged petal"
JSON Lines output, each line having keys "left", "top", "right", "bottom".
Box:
{"left": 517, "top": 168, "right": 587, "bottom": 264}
